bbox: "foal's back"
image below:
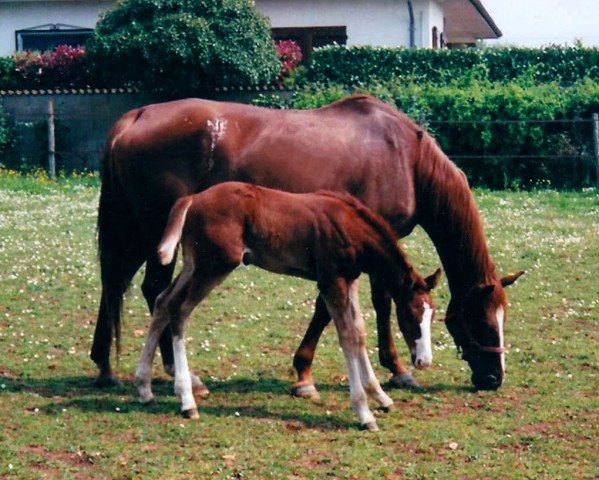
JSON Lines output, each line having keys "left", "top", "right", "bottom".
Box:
{"left": 172, "top": 182, "right": 400, "bottom": 280}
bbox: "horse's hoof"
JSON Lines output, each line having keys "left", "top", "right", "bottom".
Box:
{"left": 389, "top": 373, "right": 420, "bottom": 389}
{"left": 360, "top": 421, "right": 380, "bottom": 432}
{"left": 94, "top": 373, "right": 121, "bottom": 388}
{"left": 182, "top": 408, "right": 200, "bottom": 420}
{"left": 378, "top": 403, "right": 394, "bottom": 413}
{"left": 291, "top": 383, "right": 321, "bottom": 400}
{"left": 192, "top": 383, "right": 210, "bottom": 399}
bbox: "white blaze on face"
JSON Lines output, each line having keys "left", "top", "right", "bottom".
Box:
{"left": 414, "top": 302, "right": 433, "bottom": 369}
{"left": 496, "top": 306, "right": 505, "bottom": 372}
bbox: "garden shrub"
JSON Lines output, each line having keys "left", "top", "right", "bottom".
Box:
{"left": 0, "top": 106, "right": 14, "bottom": 160}
{"left": 253, "top": 78, "right": 599, "bottom": 189}
{"left": 307, "top": 45, "right": 599, "bottom": 86}
{"left": 86, "top": 0, "right": 280, "bottom": 93}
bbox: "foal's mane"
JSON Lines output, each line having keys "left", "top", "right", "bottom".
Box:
{"left": 315, "top": 190, "right": 416, "bottom": 279}
{"left": 413, "top": 129, "right": 498, "bottom": 288}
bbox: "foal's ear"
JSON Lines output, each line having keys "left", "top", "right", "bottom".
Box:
{"left": 501, "top": 270, "right": 525, "bottom": 288}
{"left": 425, "top": 268, "right": 443, "bottom": 291}
{"left": 477, "top": 284, "right": 495, "bottom": 298}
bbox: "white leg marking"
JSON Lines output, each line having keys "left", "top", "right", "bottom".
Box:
{"left": 414, "top": 302, "right": 433, "bottom": 369}
{"left": 348, "top": 282, "right": 392, "bottom": 408}
{"left": 496, "top": 306, "right": 505, "bottom": 373}
{"left": 173, "top": 335, "right": 197, "bottom": 413}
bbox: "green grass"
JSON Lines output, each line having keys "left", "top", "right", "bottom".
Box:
{"left": 0, "top": 174, "right": 597, "bottom": 479}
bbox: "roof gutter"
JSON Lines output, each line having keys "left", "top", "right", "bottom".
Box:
{"left": 407, "top": 1, "right": 415, "bottom": 47}
{"left": 468, "top": 0, "right": 502, "bottom": 38}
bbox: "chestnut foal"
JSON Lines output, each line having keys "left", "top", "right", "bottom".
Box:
{"left": 135, "top": 182, "right": 441, "bottom": 431}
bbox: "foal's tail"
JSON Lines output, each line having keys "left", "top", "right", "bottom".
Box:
{"left": 158, "top": 196, "right": 194, "bottom": 265}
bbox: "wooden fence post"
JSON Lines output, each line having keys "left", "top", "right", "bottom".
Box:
{"left": 593, "top": 113, "right": 599, "bottom": 189}
{"left": 47, "top": 98, "right": 56, "bottom": 180}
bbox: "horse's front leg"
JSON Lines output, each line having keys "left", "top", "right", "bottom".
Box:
{"left": 291, "top": 295, "right": 331, "bottom": 399}
{"left": 370, "top": 277, "right": 419, "bottom": 389}
{"left": 323, "top": 278, "right": 393, "bottom": 431}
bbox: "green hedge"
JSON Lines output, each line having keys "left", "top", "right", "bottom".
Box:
{"left": 307, "top": 45, "right": 599, "bottom": 86}
{"left": 253, "top": 78, "right": 599, "bottom": 189}
{"left": 0, "top": 105, "right": 14, "bottom": 161}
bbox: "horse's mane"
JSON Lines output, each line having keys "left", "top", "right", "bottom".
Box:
{"left": 414, "top": 131, "right": 497, "bottom": 286}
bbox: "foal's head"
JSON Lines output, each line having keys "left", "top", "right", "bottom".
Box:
{"left": 444, "top": 271, "right": 524, "bottom": 391}
{"left": 395, "top": 268, "right": 443, "bottom": 370}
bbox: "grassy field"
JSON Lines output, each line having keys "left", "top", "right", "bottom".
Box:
{"left": 0, "top": 172, "right": 597, "bottom": 479}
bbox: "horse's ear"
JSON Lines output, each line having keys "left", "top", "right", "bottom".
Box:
{"left": 501, "top": 271, "right": 525, "bottom": 288}
{"left": 425, "top": 268, "right": 443, "bottom": 291}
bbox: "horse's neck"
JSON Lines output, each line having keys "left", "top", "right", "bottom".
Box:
{"left": 416, "top": 143, "right": 497, "bottom": 297}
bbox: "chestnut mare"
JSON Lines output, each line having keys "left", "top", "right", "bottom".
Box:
{"left": 94, "top": 94, "right": 523, "bottom": 392}
{"left": 135, "top": 182, "right": 440, "bottom": 430}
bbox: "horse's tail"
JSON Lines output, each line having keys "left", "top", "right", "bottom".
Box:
{"left": 158, "top": 196, "right": 193, "bottom": 266}
{"left": 96, "top": 109, "right": 142, "bottom": 360}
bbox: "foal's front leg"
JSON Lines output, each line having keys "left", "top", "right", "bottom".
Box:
{"left": 322, "top": 278, "right": 393, "bottom": 431}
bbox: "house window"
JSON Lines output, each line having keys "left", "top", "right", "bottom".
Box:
{"left": 16, "top": 24, "right": 93, "bottom": 52}
{"left": 272, "top": 26, "right": 347, "bottom": 61}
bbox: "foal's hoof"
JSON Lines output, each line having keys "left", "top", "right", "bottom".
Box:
{"left": 389, "top": 373, "right": 420, "bottom": 389}
{"left": 94, "top": 373, "right": 121, "bottom": 388}
{"left": 182, "top": 408, "right": 200, "bottom": 420}
{"left": 291, "top": 383, "right": 321, "bottom": 400}
{"left": 191, "top": 374, "right": 210, "bottom": 399}
{"left": 360, "top": 421, "right": 380, "bottom": 432}
{"left": 192, "top": 383, "right": 210, "bottom": 399}
{"left": 377, "top": 403, "right": 395, "bottom": 413}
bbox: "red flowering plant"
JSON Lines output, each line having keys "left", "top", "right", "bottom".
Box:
{"left": 275, "top": 40, "right": 303, "bottom": 81}
{"left": 13, "top": 45, "right": 89, "bottom": 89}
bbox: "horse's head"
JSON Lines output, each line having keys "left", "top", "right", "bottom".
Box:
{"left": 395, "top": 268, "right": 443, "bottom": 370}
{"left": 445, "top": 271, "right": 524, "bottom": 390}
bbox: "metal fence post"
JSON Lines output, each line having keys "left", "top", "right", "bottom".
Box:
{"left": 47, "top": 98, "right": 56, "bottom": 180}
{"left": 593, "top": 113, "right": 599, "bottom": 189}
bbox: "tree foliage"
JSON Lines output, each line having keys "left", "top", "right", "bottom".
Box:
{"left": 86, "top": 0, "right": 280, "bottom": 92}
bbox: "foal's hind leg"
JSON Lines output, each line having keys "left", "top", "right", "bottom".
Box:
{"left": 370, "top": 277, "right": 419, "bottom": 389}
{"left": 142, "top": 254, "right": 209, "bottom": 398}
{"left": 291, "top": 295, "right": 330, "bottom": 399}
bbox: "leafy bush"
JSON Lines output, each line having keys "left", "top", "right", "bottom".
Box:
{"left": 0, "top": 106, "right": 14, "bottom": 159}
{"left": 253, "top": 78, "right": 599, "bottom": 189}
{"left": 0, "top": 56, "right": 19, "bottom": 90}
{"left": 308, "top": 45, "right": 599, "bottom": 86}
{"left": 86, "top": 0, "right": 280, "bottom": 93}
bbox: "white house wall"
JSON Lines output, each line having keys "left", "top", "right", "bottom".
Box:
{"left": 0, "top": 1, "right": 114, "bottom": 56}
{"left": 255, "top": 0, "right": 439, "bottom": 48}
{"left": 0, "top": 0, "right": 454, "bottom": 56}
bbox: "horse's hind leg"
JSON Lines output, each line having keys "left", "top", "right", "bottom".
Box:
{"left": 92, "top": 246, "right": 145, "bottom": 387}
{"left": 291, "top": 295, "right": 330, "bottom": 399}
{"left": 370, "top": 277, "right": 419, "bottom": 389}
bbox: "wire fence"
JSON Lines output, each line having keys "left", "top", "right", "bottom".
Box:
{"left": 2, "top": 109, "right": 598, "bottom": 189}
